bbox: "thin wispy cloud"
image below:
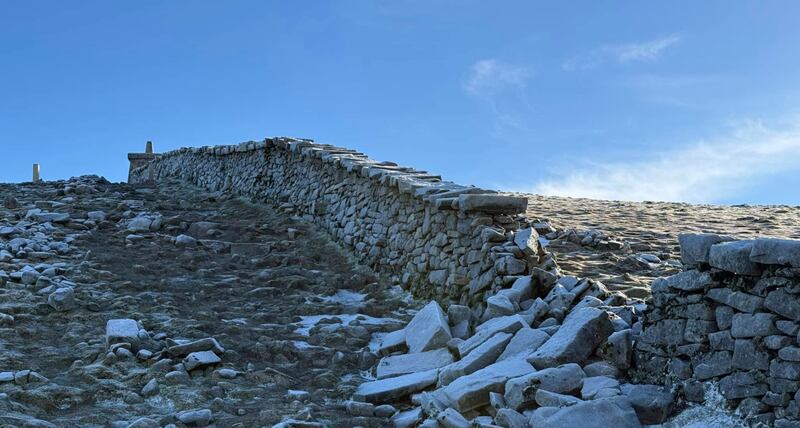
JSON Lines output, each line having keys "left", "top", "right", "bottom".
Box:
{"left": 530, "top": 119, "right": 800, "bottom": 203}
{"left": 463, "top": 59, "right": 532, "bottom": 97}
{"left": 563, "top": 34, "right": 681, "bottom": 71}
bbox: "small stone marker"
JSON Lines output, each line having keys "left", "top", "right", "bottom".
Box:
{"left": 145, "top": 140, "right": 153, "bottom": 154}
{"left": 32, "top": 164, "right": 40, "bottom": 182}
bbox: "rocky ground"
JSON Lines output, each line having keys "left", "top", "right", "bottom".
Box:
{"left": 0, "top": 176, "right": 414, "bottom": 427}
{"left": 520, "top": 194, "right": 800, "bottom": 299}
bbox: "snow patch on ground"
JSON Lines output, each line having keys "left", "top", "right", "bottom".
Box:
{"left": 293, "top": 314, "right": 402, "bottom": 336}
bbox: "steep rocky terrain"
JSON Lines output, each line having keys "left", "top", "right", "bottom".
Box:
{"left": 0, "top": 176, "right": 412, "bottom": 427}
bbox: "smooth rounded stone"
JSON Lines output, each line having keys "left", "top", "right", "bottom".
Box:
{"left": 765, "top": 335, "right": 793, "bottom": 350}
{"left": 529, "top": 397, "right": 642, "bottom": 428}
{"left": 46, "top": 286, "right": 76, "bottom": 311}
{"left": 165, "top": 370, "right": 191, "bottom": 385}
{"left": 678, "top": 233, "right": 735, "bottom": 266}
{"left": 621, "top": 383, "right": 674, "bottom": 425}
{"left": 709, "top": 240, "right": 762, "bottom": 275}
{"left": 405, "top": 301, "right": 452, "bottom": 354}
{"left": 535, "top": 389, "right": 583, "bottom": 408}
{"left": 216, "top": 368, "right": 238, "bottom": 379}
{"left": 750, "top": 238, "right": 800, "bottom": 268}
{"left": 374, "top": 404, "right": 397, "bottom": 418}
{"left": 175, "top": 234, "right": 198, "bottom": 247}
{"left": 86, "top": 211, "right": 107, "bottom": 221}
{"left": 377, "top": 348, "right": 453, "bottom": 379}
{"left": 528, "top": 307, "right": 614, "bottom": 369}
{"left": 136, "top": 349, "right": 153, "bottom": 360}
{"left": 504, "top": 363, "right": 584, "bottom": 410}
{"left": 115, "top": 347, "right": 134, "bottom": 359}
{"left": 176, "top": 409, "right": 212, "bottom": 426}
{"left": 141, "top": 378, "right": 159, "bottom": 397}
{"left": 497, "top": 328, "right": 550, "bottom": 361}
{"left": 346, "top": 400, "right": 374, "bottom": 417}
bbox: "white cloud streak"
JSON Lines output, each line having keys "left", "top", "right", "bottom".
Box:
{"left": 563, "top": 34, "right": 681, "bottom": 71}
{"left": 531, "top": 119, "right": 800, "bottom": 203}
{"left": 464, "top": 59, "right": 532, "bottom": 97}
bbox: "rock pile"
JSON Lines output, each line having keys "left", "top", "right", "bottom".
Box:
{"left": 349, "top": 266, "right": 674, "bottom": 427}
{"left": 636, "top": 234, "right": 800, "bottom": 428}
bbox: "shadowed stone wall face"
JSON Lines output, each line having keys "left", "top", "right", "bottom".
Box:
{"left": 636, "top": 235, "right": 800, "bottom": 425}
{"left": 129, "top": 138, "right": 550, "bottom": 307}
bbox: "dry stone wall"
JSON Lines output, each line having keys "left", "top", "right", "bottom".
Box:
{"left": 128, "top": 138, "right": 556, "bottom": 310}
{"left": 636, "top": 234, "right": 800, "bottom": 427}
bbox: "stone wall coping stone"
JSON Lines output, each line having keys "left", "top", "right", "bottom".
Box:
{"left": 130, "top": 137, "right": 528, "bottom": 215}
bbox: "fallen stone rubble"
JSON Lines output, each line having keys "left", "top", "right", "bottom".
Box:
{"left": 347, "top": 236, "right": 674, "bottom": 427}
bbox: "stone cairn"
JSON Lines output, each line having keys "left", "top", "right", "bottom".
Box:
{"left": 129, "top": 138, "right": 800, "bottom": 427}
{"left": 636, "top": 235, "right": 800, "bottom": 428}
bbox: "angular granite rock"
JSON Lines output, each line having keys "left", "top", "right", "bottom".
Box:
{"left": 441, "top": 359, "right": 534, "bottom": 413}
{"left": 708, "top": 240, "right": 762, "bottom": 275}
{"left": 528, "top": 307, "right": 613, "bottom": 369}
{"left": 678, "top": 233, "right": 734, "bottom": 266}
{"left": 750, "top": 238, "right": 800, "bottom": 268}
{"left": 529, "top": 397, "right": 642, "bottom": 428}
{"left": 354, "top": 369, "right": 439, "bottom": 403}
{"left": 377, "top": 348, "right": 453, "bottom": 379}
{"left": 405, "top": 301, "right": 452, "bottom": 353}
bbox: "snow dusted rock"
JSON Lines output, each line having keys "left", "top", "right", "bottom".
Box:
{"left": 529, "top": 396, "right": 642, "bottom": 428}
{"left": 354, "top": 368, "right": 439, "bottom": 403}
{"left": 678, "top": 233, "right": 734, "bottom": 267}
{"left": 457, "top": 314, "right": 528, "bottom": 358}
{"left": 127, "top": 216, "right": 152, "bottom": 232}
{"left": 106, "top": 319, "right": 141, "bottom": 351}
{"left": 580, "top": 376, "right": 620, "bottom": 400}
{"left": 750, "top": 238, "right": 800, "bottom": 268}
{"left": 514, "top": 227, "right": 539, "bottom": 256}
{"left": 709, "top": 240, "right": 762, "bottom": 276}
{"left": 391, "top": 407, "right": 423, "bottom": 428}
{"left": 436, "top": 408, "right": 470, "bottom": 428}
{"left": 378, "top": 328, "right": 407, "bottom": 355}
{"left": 497, "top": 328, "right": 550, "bottom": 361}
{"left": 438, "top": 332, "right": 513, "bottom": 386}
{"left": 441, "top": 359, "right": 534, "bottom": 413}
{"left": 494, "top": 408, "right": 529, "bottom": 428}
{"left": 528, "top": 307, "right": 613, "bottom": 369}
{"left": 175, "top": 234, "right": 197, "bottom": 247}
{"left": 183, "top": 350, "right": 221, "bottom": 371}
{"left": 47, "top": 286, "right": 76, "bottom": 311}
{"left": 376, "top": 348, "right": 453, "bottom": 379}
{"left": 504, "top": 363, "right": 584, "bottom": 411}
{"left": 405, "top": 301, "right": 452, "bottom": 353}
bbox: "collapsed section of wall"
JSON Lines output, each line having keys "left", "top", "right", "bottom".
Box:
{"left": 636, "top": 234, "right": 800, "bottom": 426}
{"left": 128, "top": 138, "right": 557, "bottom": 309}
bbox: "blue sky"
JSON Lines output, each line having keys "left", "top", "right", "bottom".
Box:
{"left": 1, "top": 1, "right": 799, "bottom": 205}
